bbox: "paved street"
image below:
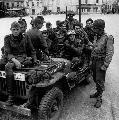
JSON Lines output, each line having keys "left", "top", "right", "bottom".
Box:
{"left": 0, "top": 14, "right": 119, "bottom": 120}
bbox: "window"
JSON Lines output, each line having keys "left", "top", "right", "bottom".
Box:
{"left": 32, "top": 2, "right": 34, "bottom": 6}
{"left": 96, "top": 0, "right": 99, "bottom": 3}
{"left": 17, "top": 2, "right": 19, "bottom": 7}
{"left": 6, "top": 3, "right": 9, "bottom": 8}
{"left": 12, "top": 3, "right": 14, "bottom": 8}
{"left": 37, "top": 2, "right": 39, "bottom": 6}
{"left": 26, "top": 2, "right": 29, "bottom": 7}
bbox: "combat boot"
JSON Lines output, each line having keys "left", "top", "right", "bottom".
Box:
{"left": 90, "top": 92, "right": 99, "bottom": 98}
{"left": 94, "top": 96, "right": 102, "bottom": 108}
{"left": 6, "top": 75, "right": 14, "bottom": 106}
{"left": 6, "top": 95, "right": 14, "bottom": 106}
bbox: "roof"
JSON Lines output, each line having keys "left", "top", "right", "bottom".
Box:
{"left": 1, "top": 0, "right": 24, "bottom": 2}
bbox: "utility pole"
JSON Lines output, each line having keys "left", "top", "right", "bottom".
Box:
{"left": 79, "top": 0, "right": 81, "bottom": 22}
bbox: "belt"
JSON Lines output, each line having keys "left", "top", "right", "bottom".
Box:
{"left": 91, "top": 56, "right": 105, "bottom": 61}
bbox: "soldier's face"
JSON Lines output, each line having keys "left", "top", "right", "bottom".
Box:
{"left": 86, "top": 21, "right": 93, "bottom": 28}
{"left": 69, "top": 15, "right": 74, "bottom": 20}
{"left": 42, "top": 33, "right": 48, "bottom": 39}
{"left": 69, "top": 34, "right": 75, "bottom": 41}
{"left": 37, "top": 23, "right": 43, "bottom": 29}
{"left": 75, "top": 26, "right": 81, "bottom": 33}
{"left": 11, "top": 27, "right": 21, "bottom": 36}
{"left": 20, "top": 24, "right": 27, "bottom": 33}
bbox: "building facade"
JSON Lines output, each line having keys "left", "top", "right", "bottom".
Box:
{"left": 0, "top": 0, "right": 25, "bottom": 9}
{"left": 42, "top": 0, "right": 104, "bottom": 14}
{"left": 0, "top": 0, "right": 43, "bottom": 15}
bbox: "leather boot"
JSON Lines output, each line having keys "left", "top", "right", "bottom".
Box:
{"left": 90, "top": 92, "right": 99, "bottom": 98}
{"left": 94, "top": 96, "right": 102, "bottom": 108}
{"left": 6, "top": 95, "right": 14, "bottom": 106}
{"left": 6, "top": 75, "right": 14, "bottom": 106}
{"left": 21, "top": 87, "right": 36, "bottom": 108}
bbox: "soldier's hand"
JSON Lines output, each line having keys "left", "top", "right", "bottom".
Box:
{"left": 100, "top": 65, "right": 107, "bottom": 71}
{"left": 11, "top": 58, "right": 21, "bottom": 69}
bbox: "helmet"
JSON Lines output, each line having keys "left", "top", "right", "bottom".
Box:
{"left": 67, "top": 11, "right": 75, "bottom": 16}
{"left": 56, "top": 20, "right": 61, "bottom": 26}
{"left": 93, "top": 19, "right": 105, "bottom": 29}
{"left": 32, "top": 17, "right": 43, "bottom": 25}
{"left": 46, "top": 22, "right": 52, "bottom": 28}
{"left": 67, "top": 30, "right": 76, "bottom": 35}
{"left": 36, "top": 16, "right": 45, "bottom": 23}
{"left": 11, "top": 21, "right": 20, "bottom": 29}
{"left": 86, "top": 18, "right": 93, "bottom": 23}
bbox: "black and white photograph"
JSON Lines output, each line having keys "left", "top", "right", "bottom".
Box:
{"left": 0, "top": 0, "right": 117, "bottom": 120}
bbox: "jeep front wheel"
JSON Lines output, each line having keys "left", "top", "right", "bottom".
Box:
{"left": 38, "top": 87, "right": 63, "bottom": 120}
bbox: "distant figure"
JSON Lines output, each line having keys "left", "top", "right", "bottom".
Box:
{"left": 65, "top": 11, "right": 78, "bottom": 30}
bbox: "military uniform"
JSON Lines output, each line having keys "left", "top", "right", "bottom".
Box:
{"left": 90, "top": 19, "right": 114, "bottom": 108}
{"left": 84, "top": 27, "right": 95, "bottom": 43}
{"left": 50, "top": 29, "right": 66, "bottom": 57}
{"left": 91, "top": 34, "right": 114, "bottom": 93}
{"left": 65, "top": 18, "right": 78, "bottom": 30}
{"left": 27, "top": 28, "right": 48, "bottom": 60}
{"left": 0, "top": 32, "right": 36, "bottom": 105}
{"left": 64, "top": 11, "right": 78, "bottom": 30}
{"left": 64, "top": 31, "right": 83, "bottom": 60}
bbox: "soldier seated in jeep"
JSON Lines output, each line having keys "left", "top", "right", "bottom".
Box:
{"left": 63, "top": 30, "right": 83, "bottom": 71}
{"left": 0, "top": 21, "right": 37, "bottom": 106}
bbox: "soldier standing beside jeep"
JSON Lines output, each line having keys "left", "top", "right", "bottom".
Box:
{"left": 27, "top": 16, "right": 49, "bottom": 61}
{"left": 90, "top": 19, "right": 114, "bottom": 108}
{"left": 0, "top": 21, "right": 37, "bottom": 106}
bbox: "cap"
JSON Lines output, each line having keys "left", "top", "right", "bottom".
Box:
{"left": 32, "top": 17, "right": 43, "bottom": 25}
{"left": 11, "top": 21, "right": 20, "bottom": 29}
{"left": 86, "top": 18, "right": 93, "bottom": 23}
{"left": 67, "top": 11, "right": 75, "bottom": 16}
{"left": 36, "top": 15, "right": 45, "bottom": 23}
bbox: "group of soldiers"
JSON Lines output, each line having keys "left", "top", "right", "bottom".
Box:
{"left": 0, "top": 11, "right": 114, "bottom": 108}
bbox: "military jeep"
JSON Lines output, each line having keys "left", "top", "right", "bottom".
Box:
{"left": 0, "top": 56, "right": 91, "bottom": 120}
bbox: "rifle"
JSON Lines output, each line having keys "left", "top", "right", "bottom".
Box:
{"left": 66, "top": 6, "right": 68, "bottom": 19}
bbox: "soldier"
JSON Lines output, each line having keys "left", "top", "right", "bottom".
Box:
{"left": 27, "top": 16, "right": 49, "bottom": 61}
{"left": 54, "top": 20, "right": 62, "bottom": 31}
{"left": 50, "top": 28, "right": 66, "bottom": 57}
{"left": 0, "top": 21, "right": 37, "bottom": 106}
{"left": 84, "top": 18, "right": 95, "bottom": 43}
{"left": 65, "top": 11, "right": 78, "bottom": 30}
{"left": 42, "top": 30, "right": 52, "bottom": 52}
{"left": 90, "top": 19, "right": 114, "bottom": 108}
{"left": 74, "top": 22, "right": 93, "bottom": 65}
{"left": 45, "top": 22, "right": 56, "bottom": 42}
{"left": 64, "top": 30, "right": 82, "bottom": 60}
{"left": 18, "top": 17, "right": 27, "bottom": 34}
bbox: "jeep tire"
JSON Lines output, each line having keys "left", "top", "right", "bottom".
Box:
{"left": 38, "top": 87, "right": 63, "bottom": 120}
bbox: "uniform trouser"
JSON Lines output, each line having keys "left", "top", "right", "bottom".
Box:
{"left": 92, "top": 58, "right": 106, "bottom": 97}
{"left": 5, "top": 62, "right": 15, "bottom": 96}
